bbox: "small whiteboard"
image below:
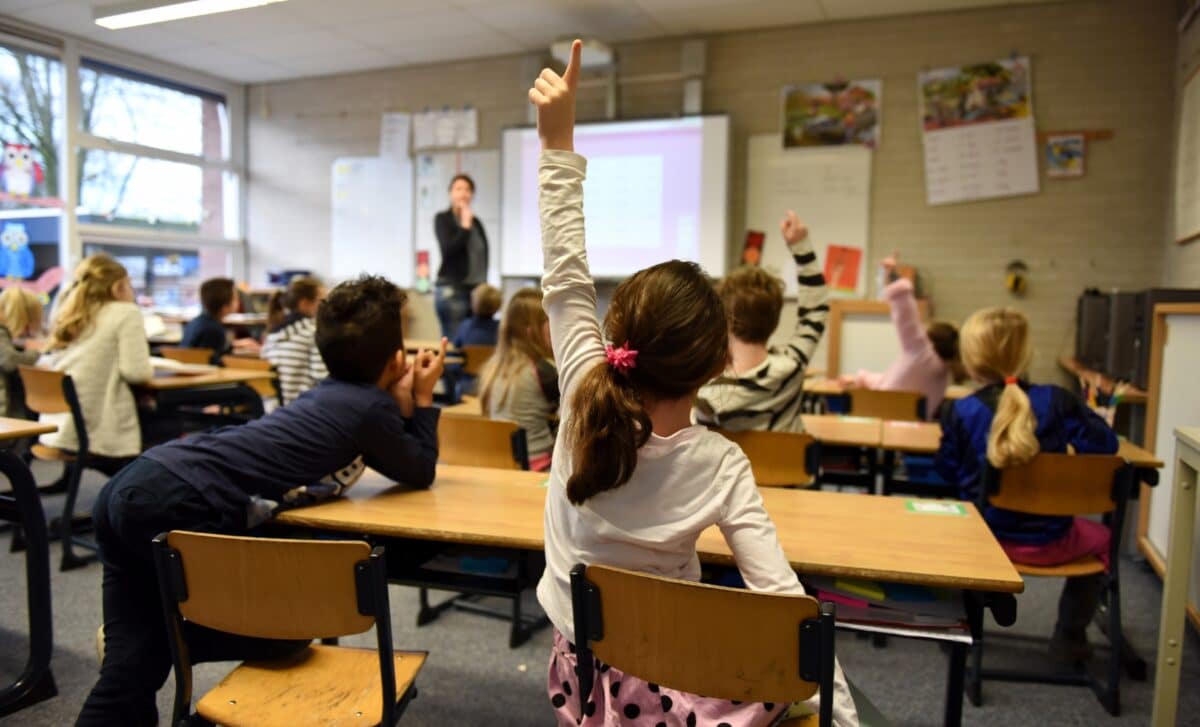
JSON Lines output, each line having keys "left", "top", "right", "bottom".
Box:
{"left": 1175, "top": 68, "right": 1200, "bottom": 244}
{"left": 745, "top": 136, "right": 871, "bottom": 297}
{"left": 413, "top": 150, "right": 500, "bottom": 285}
{"left": 331, "top": 156, "right": 413, "bottom": 285}
{"left": 1144, "top": 307, "right": 1200, "bottom": 612}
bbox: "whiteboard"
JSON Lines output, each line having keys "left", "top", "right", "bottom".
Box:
{"left": 839, "top": 314, "right": 904, "bottom": 376}
{"left": 746, "top": 136, "right": 871, "bottom": 296}
{"left": 1147, "top": 312, "right": 1200, "bottom": 610}
{"left": 330, "top": 156, "right": 413, "bottom": 285}
{"left": 1176, "top": 68, "right": 1200, "bottom": 244}
{"left": 413, "top": 150, "right": 500, "bottom": 286}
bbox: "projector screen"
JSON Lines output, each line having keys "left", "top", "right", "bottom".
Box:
{"left": 500, "top": 116, "right": 729, "bottom": 278}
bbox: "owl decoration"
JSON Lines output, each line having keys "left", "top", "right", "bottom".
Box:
{"left": 0, "top": 223, "right": 34, "bottom": 280}
{"left": 2, "top": 143, "right": 44, "bottom": 198}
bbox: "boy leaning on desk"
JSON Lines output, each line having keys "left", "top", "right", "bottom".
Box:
{"left": 76, "top": 275, "right": 446, "bottom": 727}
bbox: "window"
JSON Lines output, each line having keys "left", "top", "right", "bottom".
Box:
{"left": 77, "top": 59, "right": 238, "bottom": 238}
{"left": 84, "top": 241, "right": 235, "bottom": 311}
{"left": 0, "top": 42, "right": 63, "bottom": 284}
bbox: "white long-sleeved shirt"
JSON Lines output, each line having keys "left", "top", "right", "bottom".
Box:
{"left": 38, "top": 301, "right": 153, "bottom": 457}
{"left": 534, "top": 150, "right": 857, "bottom": 726}
{"left": 262, "top": 314, "right": 328, "bottom": 405}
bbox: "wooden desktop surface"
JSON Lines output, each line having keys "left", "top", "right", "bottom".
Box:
{"left": 0, "top": 417, "right": 56, "bottom": 441}
{"left": 141, "top": 368, "right": 277, "bottom": 391}
{"left": 804, "top": 378, "right": 972, "bottom": 401}
{"left": 879, "top": 420, "right": 1163, "bottom": 468}
{"left": 276, "top": 464, "right": 1024, "bottom": 594}
{"left": 1057, "top": 355, "right": 1148, "bottom": 405}
{"left": 800, "top": 415, "right": 881, "bottom": 447}
{"left": 444, "top": 396, "right": 483, "bottom": 418}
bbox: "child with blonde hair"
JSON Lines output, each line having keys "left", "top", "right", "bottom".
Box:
{"left": 39, "top": 254, "right": 152, "bottom": 470}
{"left": 528, "top": 41, "right": 856, "bottom": 726}
{"left": 936, "top": 307, "right": 1117, "bottom": 662}
{"left": 479, "top": 287, "right": 558, "bottom": 471}
{"left": 453, "top": 282, "right": 502, "bottom": 348}
{"left": 0, "top": 287, "right": 43, "bottom": 416}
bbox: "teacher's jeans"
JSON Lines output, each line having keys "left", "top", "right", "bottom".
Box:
{"left": 435, "top": 283, "right": 472, "bottom": 339}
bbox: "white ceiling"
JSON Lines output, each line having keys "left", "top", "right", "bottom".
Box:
{"left": 0, "top": 0, "right": 1056, "bottom": 84}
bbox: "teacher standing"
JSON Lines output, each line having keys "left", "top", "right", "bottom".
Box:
{"left": 434, "top": 173, "right": 489, "bottom": 338}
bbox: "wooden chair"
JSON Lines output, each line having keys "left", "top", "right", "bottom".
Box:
{"left": 570, "top": 564, "right": 838, "bottom": 727}
{"left": 18, "top": 366, "right": 98, "bottom": 571}
{"left": 221, "top": 355, "right": 281, "bottom": 402}
{"left": 716, "top": 429, "right": 820, "bottom": 487}
{"left": 153, "top": 531, "right": 426, "bottom": 727}
{"left": 970, "top": 453, "right": 1141, "bottom": 715}
{"left": 460, "top": 345, "right": 495, "bottom": 377}
{"left": 847, "top": 389, "right": 925, "bottom": 421}
{"left": 160, "top": 347, "right": 215, "bottom": 365}
{"left": 438, "top": 414, "right": 528, "bottom": 470}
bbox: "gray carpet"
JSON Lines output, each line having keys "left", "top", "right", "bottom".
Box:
{"left": 2, "top": 463, "right": 1199, "bottom": 726}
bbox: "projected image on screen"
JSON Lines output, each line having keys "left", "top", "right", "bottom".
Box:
{"left": 501, "top": 116, "right": 728, "bottom": 278}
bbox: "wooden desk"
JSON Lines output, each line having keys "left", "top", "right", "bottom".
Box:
{"left": 222, "top": 312, "right": 268, "bottom": 327}
{"left": 140, "top": 367, "right": 276, "bottom": 391}
{"left": 0, "top": 419, "right": 57, "bottom": 715}
{"left": 1057, "top": 355, "right": 1148, "bottom": 405}
{"left": 803, "top": 378, "right": 972, "bottom": 402}
{"left": 1152, "top": 427, "right": 1200, "bottom": 726}
{"left": 443, "top": 396, "right": 483, "bottom": 418}
{"left": 800, "top": 414, "right": 881, "bottom": 447}
{"left": 277, "top": 464, "right": 1021, "bottom": 594}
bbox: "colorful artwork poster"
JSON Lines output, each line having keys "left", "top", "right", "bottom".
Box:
{"left": 783, "top": 80, "right": 881, "bottom": 148}
{"left": 919, "top": 57, "right": 1032, "bottom": 131}
{"left": 823, "top": 245, "right": 863, "bottom": 293}
{"left": 1046, "top": 134, "right": 1085, "bottom": 178}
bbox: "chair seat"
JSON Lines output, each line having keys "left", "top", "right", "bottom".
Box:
{"left": 779, "top": 716, "right": 818, "bottom": 727}
{"left": 30, "top": 443, "right": 73, "bottom": 462}
{"left": 196, "top": 644, "right": 426, "bottom": 727}
{"left": 1015, "top": 555, "right": 1105, "bottom": 578}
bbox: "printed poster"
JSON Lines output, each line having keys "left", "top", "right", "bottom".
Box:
{"left": 782, "top": 80, "right": 881, "bottom": 148}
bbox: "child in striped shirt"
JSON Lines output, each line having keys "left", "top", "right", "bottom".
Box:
{"left": 694, "top": 214, "right": 829, "bottom": 432}
{"left": 262, "top": 276, "right": 327, "bottom": 404}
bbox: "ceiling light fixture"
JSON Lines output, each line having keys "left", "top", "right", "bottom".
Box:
{"left": 95, "top": 0, "right": 288, "bottom": 30}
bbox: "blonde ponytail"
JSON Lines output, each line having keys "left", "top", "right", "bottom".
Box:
{"left": 960, "top": 307, "right": 1040, "bottom": 469}
{"left": 49, "top": 254, "right": 129, "bottom": 351}
{"left": 987, "top": 378, "right": 1039, "bottom": 467}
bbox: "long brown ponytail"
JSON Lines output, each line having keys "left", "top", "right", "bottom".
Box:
{"left": 564, "top": 260, "right": 728, "bottom": 505}
{"left": 960, "top": 307, "right": 1038, "bottom": 468}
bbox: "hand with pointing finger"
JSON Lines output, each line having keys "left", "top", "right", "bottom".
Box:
{"left": 780, "top": 210, "right": 809, "bottom": 245}
{"left": 528, "top": 39, "right": 581, "bottom": 152}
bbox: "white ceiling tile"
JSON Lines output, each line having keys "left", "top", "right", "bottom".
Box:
{"left": 83, "top": 24, "right": 200, "bottom": 55}
{"left": 337, "top": 9, "right": 509, "bottom": 47}
{"left": 0, "top": 0, "right": 61, "bottom": 13}
{"left": 466, "top": 0, "right": 665, "bottom": 47}
{"left": 164, "top": 4, "right": 312, "bottom": 44}
{"left": 244, "top": 28, "right": 365, "bottom": 60}
{"left": 643, "top": 0, "right": 825, "bottom": 35}
{"left": 11, "top": 0, "right": 98, "bottom": 36}
{"left": 286, "top": 0, "right": 449, "bottom": 24}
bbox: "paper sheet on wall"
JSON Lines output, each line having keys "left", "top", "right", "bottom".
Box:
{"left": 746, "top": 135, "right": 871, "bottom": 297}
{"left": 457, "top": 107, "right": 478, "bottom": 148}
{"left": 413, "top": 111, "right": 436, "bottom": 151}
{"left": 1175, "top": 68, "right": 1200, "bottom": 243}
{"left": 379, "top": 112, "right": 410, "bottom": 162}
{"left": 413, "top": 150, "right": 500, "bottom": 286}
{"left": 331, "top": 156, "right": 413, "bottom": 285}
{"left": 919, "top": 57, "right": 1040, "bottom": 205}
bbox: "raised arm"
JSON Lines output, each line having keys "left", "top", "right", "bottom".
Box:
{"left": 779, "top": 212, "right": 829, "bottom": 367}
{"left": 530, "top": 40, "right": 605, "bottom": 397}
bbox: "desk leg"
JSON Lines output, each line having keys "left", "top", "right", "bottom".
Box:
{"left": 880, "top": 449, "right": 895, "bottom": 496}
{"left": 945, "top": 641, "right": 966, "bottom": 727}
{"left": 0, "top": 450, "right": 57, "bottom": 716}
{"left": 1151, "top": 447, "right": 1197, "bottom": 727}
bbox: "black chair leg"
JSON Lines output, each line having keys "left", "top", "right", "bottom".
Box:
{"left": 58, "top": 463, "right": 92, "bottom": 571}
{"left": 968, "top": 638, "right": 983, "bottom": 707}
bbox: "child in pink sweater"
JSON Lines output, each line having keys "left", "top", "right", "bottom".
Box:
{"left": 845, "top": 254, "right": 962, "bottom": 418}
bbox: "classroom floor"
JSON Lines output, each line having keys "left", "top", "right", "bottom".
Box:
{"left": 2, "top": 464, "right": 1199, "bottom": 727}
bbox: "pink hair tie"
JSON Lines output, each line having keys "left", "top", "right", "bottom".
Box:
{"left": 605, "top": 342, "right": 638, "bottom": 375}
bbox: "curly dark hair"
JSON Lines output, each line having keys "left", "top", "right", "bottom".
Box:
{"left": 315, "top": 275, "right": 407, "bottom": 384}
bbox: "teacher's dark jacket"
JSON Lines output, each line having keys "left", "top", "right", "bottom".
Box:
{"left": 434, "top": 210, "right": 488, "bottom": 285}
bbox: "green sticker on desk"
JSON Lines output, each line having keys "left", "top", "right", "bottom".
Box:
{"left": 905, "top": 500, "right": 967, "bottom": 516}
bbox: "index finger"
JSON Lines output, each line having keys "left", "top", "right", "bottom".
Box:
{"left": 438, "top": 336, "right": 448, "bottom": 364}
{"left": 562, "top": 39, "right": 582, "bottom": 89}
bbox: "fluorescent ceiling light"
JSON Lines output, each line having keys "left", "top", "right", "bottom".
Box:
{"left": 95, "top": 0, "right": 288, "bottom": 30}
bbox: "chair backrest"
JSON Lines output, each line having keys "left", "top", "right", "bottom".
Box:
{"left": 17, "top": 365, "right": 69, "bottom": 414}
{"left": 154, "top": 531, "right": 399, "bottom": 726}
{"left": 716, "top": 428, "right": 819, "bottom": 487}
{"left": 460, "top": 344, "right": 495, "bottom": 377}
{"left": 571, "top": 564, "right": 835, "bottom": 726}
{"left": 161, "top": 347, "right": 214, "bottom": 365}
{"left": 439, "top": 414, "right": 529, "bottom": 470}
{"left": 157, "top": 531, "right": 376, "bottom": 640}
{"left": 982, "top": 453, "right": 1130, "bottom": 517}
{"left": 847, "top": 388, "right": 925, "bottom": 421}
{"left": 221, "top": 355, "right": 279, "bottom": 400}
